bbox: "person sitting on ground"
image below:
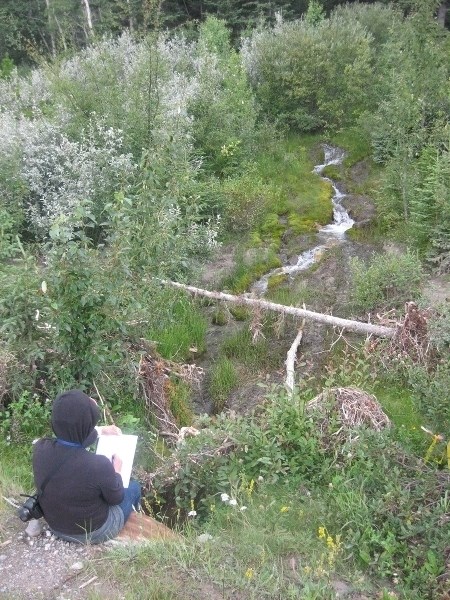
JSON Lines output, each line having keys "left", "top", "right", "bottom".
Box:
{"left": 32, "top": 389, "right": 141, "bottom": 544}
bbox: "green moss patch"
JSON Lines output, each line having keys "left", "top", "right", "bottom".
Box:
{"left": 321, "top": 164, "right": 342, "bottom": 181}
{"left": 267, "top": 273, "right": 288, "bottom": 289}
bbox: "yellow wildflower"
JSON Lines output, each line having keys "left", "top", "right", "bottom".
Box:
{"left": 318, "top": 526, "right": 326, "bottom": 539}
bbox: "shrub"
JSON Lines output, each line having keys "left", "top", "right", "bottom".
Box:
{"left": 324, "top": 429, "right": 450, "bottom": 598}
{"left": 406, "top": 361, "right": 450, "bottom": 432}
{"left": 23, "top": 120, "right": 136, "bottom": 236}
{"left": 0, "top": 391, "right": 52, "bottom": 443}
{"left": 150, "top": 386, "right": 329, "bottom": 515}
{"left": 221, "top": 170, "right": 279, "bottom": 233}
{"left": 188, "top": 17, "right": 258, "bottom": 176}
{"left": 350, "top": 250, "right": 424, "bottom": 313}
{"left": 242, "top": 16, "right": 374, "bottom": 131}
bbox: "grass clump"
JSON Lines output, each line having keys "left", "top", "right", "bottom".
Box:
{"left": 266, "top": 283, "right": 316, "bottom": 308}
{"left": 208, "top": 357, "right": 239, "bottom": 413}
{"left": 211, "top": 307, "right": 228, "bottom": 325}
{"left": 166, "top": 379, "right": 195, "bottom": 428}
{"left": 267, "top": 273, "right": 288, "bottom": 289}
{"left": 220, "top": 329, "right": 275, "bottom": 371}
{"left": 222, "top": 252, "right": 282, "bottom": 294}
{"left": 148, "top": 297, "right": 207, "bottom": 361}
{"left": 228, "top": 305, "right": 250, "bottom": 321}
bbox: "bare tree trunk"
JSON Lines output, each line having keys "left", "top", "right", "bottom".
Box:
{"left": 44, "top": 0, "right": 56, "bottom": 58}
{"left": 159, "top": 280, "right": 397, "bottom": 338}
{"left": 81, "top": 0, "right": 94, "bottom": 38}
{"left": 437, "top": 2, "right": 448, "bottom": 27}
{"left": 54, "top": 15, "right": 68, "bottom": 52}
{"left": 126, "top": 0, "right": 134, "bottom": 32}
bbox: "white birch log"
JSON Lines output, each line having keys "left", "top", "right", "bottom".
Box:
{"left": 285, "top": 323, "right": 305, "bottom": 397}
{"left": 159, "top": 280, "right": 396, "bottom": 338}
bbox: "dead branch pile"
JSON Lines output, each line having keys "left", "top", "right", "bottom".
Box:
{"left": 368, "top": 302, "right": 436, "bottom": 367}
{"left": 138, "top": 352, "right": 204, "bottom": 442}
{"left": 307, "top": 387, "right": 391, "bottom": 432}
{"left": 391, "top": 302, "right": 434, "bottom": 364}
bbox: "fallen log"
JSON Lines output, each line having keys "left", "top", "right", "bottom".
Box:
{"left": 159, "top": 280, "right": 396, "bottom": 338}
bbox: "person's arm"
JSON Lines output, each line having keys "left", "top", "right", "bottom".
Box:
{"left": 96, "top": 456, "right": 124, "bottom": 505}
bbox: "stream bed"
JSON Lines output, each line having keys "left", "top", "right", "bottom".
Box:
{"left": 251, "top": 145, "right": 354, "bottom": 296}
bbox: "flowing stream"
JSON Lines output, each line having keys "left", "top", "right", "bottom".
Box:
{"left": 251, "top": 145, "right": 354, "bottom": 295}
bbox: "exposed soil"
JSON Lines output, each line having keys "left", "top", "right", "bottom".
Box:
{"left": 0, "top": 510, "right": 120, "bottom": 600}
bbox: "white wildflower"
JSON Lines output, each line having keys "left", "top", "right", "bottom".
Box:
{"left": 240, "top": 506, "right": 247, "bottom": 512}
{"left": 188, "top": 510, "right": 197, "bottom": 517}
{"left": 229, "top": 499, "right": 238, "bottom": 506}
{"left": 220, "top": 493, "right": 230, "bottom": 503}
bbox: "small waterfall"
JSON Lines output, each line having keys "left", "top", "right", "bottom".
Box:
{"left": 251, "top": 145, "right": 353, "bottom": 295}
{"left": 315, "top": 145, "right": 354, "bottom": 237}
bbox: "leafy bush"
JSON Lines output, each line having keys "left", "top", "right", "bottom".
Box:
{"left": 23, "top": 120, "right": 136, "bottom": 236}
{"left": 188, "top": 17, "right": 258, "bottom": 176}
{"left": 0, "top": 391, "right": 52, "bottom": 443}
{"left": 242, "top": 15, "right": 374, "bottom": 131}
{"left": 0, "top": 257, "right": 47, "bottom": 365}
{"left": 151, "top": 386, "right": 328, "bottom": 516}
{"left": 221, "top": 170, "right": 279, "bottom": 233}
{"left": 406, "top": 361, "right": 450, "bottom": 432}
{"left": 350, "top": 251, "right": 423, "bottom": 313}
{"left": 324, "top": 429, "right": 450, "bottom": 598}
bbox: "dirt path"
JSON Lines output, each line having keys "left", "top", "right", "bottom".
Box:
{"left": 0, "top": 507, "right": 120, "bottom": 600}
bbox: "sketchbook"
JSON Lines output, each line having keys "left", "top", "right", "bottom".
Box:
{"left": 96, "top": 434, "right": 138, "bottom": 488}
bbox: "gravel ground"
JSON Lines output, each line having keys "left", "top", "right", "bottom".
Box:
{"left": 0, "top": 507, "right": 117, "bottom": 600}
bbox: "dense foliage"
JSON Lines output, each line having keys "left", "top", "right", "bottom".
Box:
{"left": 0, "top": 4, "right": 449, "bottom": 598}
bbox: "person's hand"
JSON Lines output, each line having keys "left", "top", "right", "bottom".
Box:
{"left": 112, "top": 454, "right": 122, "bottom": 474}
{"left": 98, "top": 425, "right": 122, "bottom": 436}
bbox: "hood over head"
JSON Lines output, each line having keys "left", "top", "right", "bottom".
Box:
{"left": 52, "top": 390, "right": 100, "bottom": 447}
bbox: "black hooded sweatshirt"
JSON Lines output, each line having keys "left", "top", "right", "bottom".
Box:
{"left": 33, "top": 390, "right": 124, "bottom": 535}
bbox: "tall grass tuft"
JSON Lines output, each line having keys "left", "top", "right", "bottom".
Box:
{"left": 208, "top": 357, "right": 239, "bottom": 413}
